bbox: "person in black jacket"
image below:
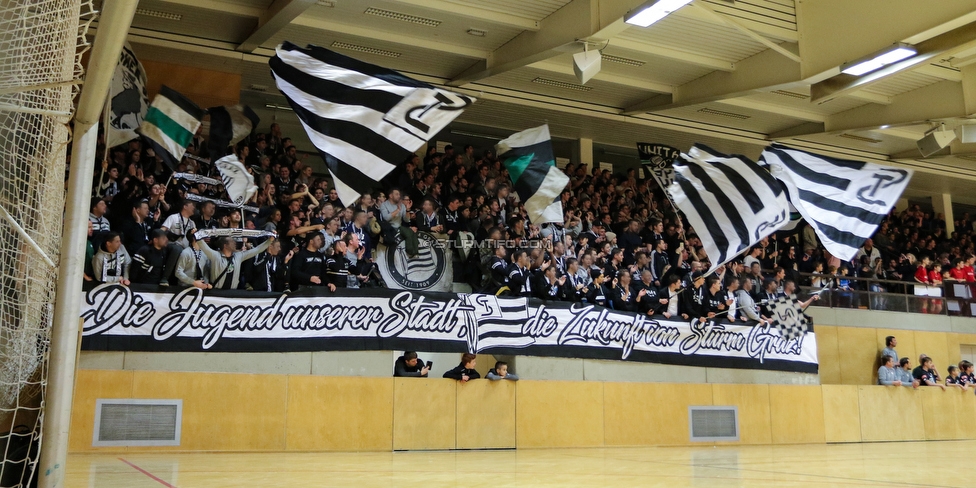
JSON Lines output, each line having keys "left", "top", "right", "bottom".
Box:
{"left": 443, "top": 353, "right": 480, "bottom": 382}
{"left": 325, "top": 239, "right": 349, "bottom": 290}
{"left": 506, "top": 250, "right": 532, "bottom": 297}
{"left": 393, "top": 351, "right": 429, "bottom": 377}
{"left": 533, "top": 264, "right": 564, "bottom": 301}
{"left": 611, "top": 269, "right": 642, "bottom": 312}
{"left": 584, "top": 269, "right": 610, "bottom": 307}
{"left": 291, "top": 233, "right": 328, "bottom": 289}
{"left": 703, "top": 275, "right": 732, "bottom": 321}
{"left": 131, "top": 229, "right": 169, "bottom": 285}
{"left": 251, "top": 239, "right": 292, "bottom": 292}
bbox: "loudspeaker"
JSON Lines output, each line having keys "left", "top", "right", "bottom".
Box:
{"left": 573, "top": 50, "right": 601, "bottom": 85}
{"left": 959, "top": 124, "right": 976, "bottom": 144}
{"left": 917, "top": 130, "right": 955, "bottom": 157}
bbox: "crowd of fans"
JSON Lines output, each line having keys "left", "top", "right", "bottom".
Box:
{"left": 86, "top": 123, "right": 976, "bottom": 319}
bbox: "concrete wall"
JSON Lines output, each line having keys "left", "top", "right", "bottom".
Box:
{"left": 69, "top": 370, "right": 976, "bottom": 453}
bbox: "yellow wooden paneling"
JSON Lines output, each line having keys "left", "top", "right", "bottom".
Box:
{"left": 768, "top": 385, "right": 825, "bottom": 444}
{"left": 957, "top": 388, "right": 976, "bottom": 439}
{"left": 946, "top": 333, "right": 976, "bottom": 368}
{"left": 914, "top": 331, "right": 951, "bottom": 379}
{"left": 143, "top": 60, "right": 240, "bottom": 109}
{"left": 876, "top": 328, "right": 916, "bottom": 366}
{"left": 286, "top": 376, "right": 393, "bottom": 451}
{"left": 815, "top": 325, "right": 841, "bottom": 385}
{"left": 821, "top": 385, "right": 861, "bottom": 443}
{"left": 858, "top": 385, "right": 925, "bottom": 442}
{"left": 393, "top": 378, "right": 456, "bottom": 450}
{"left": 836, "top": 326, "right": 879, "bottom": 385}
{"left": 130, "top": 371, "right": 287, "bottom": 451}
{"left": 517, "top": 380, "right": 604, "bottom": 448}
{"left": 68, "top": 370, "right": 134, "bottom": 453}
{"left": 919, "top": 387, "right": 965, "bottom": 440}
{"left": 710, "top": 384, "right": 771, "bottom": 444}
{"left": 456, "top": 379, "right": 516, "bottom": 449}
{"left": 604, "top": 382, "right": 711, "bottom": 447}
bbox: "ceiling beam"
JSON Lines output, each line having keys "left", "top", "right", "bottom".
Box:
{"left": 390, "top": 0, "right": 540, "bottom": 31}
{"left": 915, "top": 63, "right": 963, "bottom": 81}
{"left": 155, "top": 0, "right": 265, "bottom": 18}
{"left": 622, "top": 46, "right": 800, "bottom": 114}
{"left": 810, "top": 20, "right": 976, "bottom": 103}
{"left": 689, "top": 0, "right": 801, "bottom": 63}
{"left": 718, "top": 98, "right": 826, "bottom": 123}
{"left": 607, "top": 37, "right": 735, "bottom": 72}
{"left": 670, "top": 0, "right": 798, "bottom": 42}
{"left": 844, "top": 90, "right": 893, "bottom": 105}
{"left": 290, "top": 16, "right": 488, "bottom": 59}
{"left": 237, "top": 0, "right": 316, "bottom": 53}
{"left": 447, "top": 0, "right": 650, "bottom": 87}
{"left": 528, "top": 60, "right": 673, "bottom": 94}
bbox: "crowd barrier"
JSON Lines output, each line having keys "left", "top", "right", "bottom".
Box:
{"left": 69, "top": 370, "right": 976, "bottom": 453}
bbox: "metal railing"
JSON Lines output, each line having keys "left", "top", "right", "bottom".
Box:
{"left": 783, "top": 271, "right": 976, "bottom": 316}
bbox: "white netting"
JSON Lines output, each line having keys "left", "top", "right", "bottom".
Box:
{"left": 0, "top": 1, "right": 94, "bottom": 486}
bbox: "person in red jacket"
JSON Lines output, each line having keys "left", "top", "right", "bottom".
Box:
{"left": 948, "top": 259, "right": 967, "bottom": 281}
{"left": 914, "top": 257, "right": 931, "bottom": 284}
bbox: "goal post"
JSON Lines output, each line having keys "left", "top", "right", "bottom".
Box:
{"left": 36, "top": 4, "right": 139, "bottom": 488}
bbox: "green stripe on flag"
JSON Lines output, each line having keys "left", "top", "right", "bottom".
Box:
{"left": 503, "top": 154, "right": 534, "bottom": 184}
{"left": 144, "top": 106, "right": 194, "bottom": 149}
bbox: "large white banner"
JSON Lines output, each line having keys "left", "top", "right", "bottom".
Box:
{"left": 80, "top": 284, "right": 818, "bottom": 373}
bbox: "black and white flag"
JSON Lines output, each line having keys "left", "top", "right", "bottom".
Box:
{"left": 761, "top": 144, "right": 912, "bottom": 261}
{"left": 172, "top": 173, "right": 221, "bottom": 186}
{"left": 269, "top": 42, "right": 474, "bottom": 206}
{"left": 766, "top": 295, "right": 812, "bottom": 341}
{"left": 105, "top": 43, "right": 149, "bottom": 148}
{"left": 637, "top": 142, "right": 679, "bottom": 207}
{"left": 669, "top": 144, "right": 789, "bottom": 274}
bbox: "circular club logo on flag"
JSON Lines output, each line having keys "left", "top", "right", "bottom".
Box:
{"left": 385, "top": 232, "right": 446, "bottom": 290}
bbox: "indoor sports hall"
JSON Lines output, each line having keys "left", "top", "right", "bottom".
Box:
{"left": 4, "top": 1, "right": 976, "bottom": 487}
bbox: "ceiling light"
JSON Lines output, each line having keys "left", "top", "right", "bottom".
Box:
{"left": 841, "top": 43, "right": 917, "bottom": 76}
{"left": 364, "top": 7, "right": 441, "bottom": 27}
{"left": 135, "top": 8, "right": 182, "bottom": 21}
{"left": 249, "top": 84, "right": 269, "bottom": 92}
{"left": 331, "top": 41, "right": 401, "bottom": 58}
{"left": 697, "top": 107, "right": 750, "bottom": 120}
{"left": 624, "top": 0, "right": 692, "bottom": 28}
{"left": 531, "top": 77, "right": 593, "bottom": 91}
{"left": 467, "top": 28, "right": 487, "bottom": 37}
{"left": 265, "top": 104, "right": 293, "bottom": 112}
{"left": 316, "top": 0, "right": 336, "bottom": 6}
{"left": 602, "top": 54, "right": 645, "bottom": 67}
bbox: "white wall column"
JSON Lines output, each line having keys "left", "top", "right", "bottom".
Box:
{"left": 932, "top": 193, "right": 955, "bottom": 234}
{"left": 577, "top": 137, "right": 593, "bottom": 173}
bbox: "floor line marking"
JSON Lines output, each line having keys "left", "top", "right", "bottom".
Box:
{"left": 117, "top": 457, "right": 178, "bottom": 488}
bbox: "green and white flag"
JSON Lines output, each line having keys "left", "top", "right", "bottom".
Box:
{"left": 139, "top": 85, "right": 205, "bottom": 168}
{"left": 496, "top": 124, "right": 569, "bottom": 224}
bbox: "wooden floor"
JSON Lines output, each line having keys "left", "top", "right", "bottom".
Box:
{"left": 66, "top": 441, "right": 974, "bottom": 487}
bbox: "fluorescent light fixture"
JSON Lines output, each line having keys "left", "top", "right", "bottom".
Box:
{"left": 841, "top": 43, "right": 917, "bottom": 76}
{"left": 265, "top": 104, "right": 293, "bottom": 112}
{"left": 624, "top": 0, "right": 692, "bottom": 27}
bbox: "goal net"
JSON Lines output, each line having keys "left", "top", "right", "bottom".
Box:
{"left": 0, "top": 1, "right": 94, "bottom": 486}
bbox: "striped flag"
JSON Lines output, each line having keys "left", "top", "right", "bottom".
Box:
{"left": 214, "top": 154, "right": 258, "bottom": 206}
{"left": 469, "top": 295, "right": 535, "bottom": 351}
{"left": 207, "top": 104, "right": 259, "bottom": 157}
{"left": 761, "top": 144, "right": 912, "bottom": 261}
{"left": 269, "top": 42, "right": 474, "bottom": 206}
{"left": 669, "top": 144, "right": 789, "bottom": 274}
{"left": 496, "top": 125, "right": 569, "bottom": 224}
{"left": 139, "top": 86, "right": 205, "bottom": 168}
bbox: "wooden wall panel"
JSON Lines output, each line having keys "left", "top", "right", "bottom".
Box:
{"left": 815, "top": 325, "right": 841, "bottom": 384}
{"left": 142, "top": 60, "right": 240, "bottom": 110}
{"left": 68, "top": 370, "right": 134, "bottom": 452}
{"left": 945, "top": 333, "right": 976, "bottom": 368}
{"left": 768, "top": 385, "right": 825, "bottom": 444}
{"left": 517, "top": 380, "right": 604, "bottom": 448}
{"left": 286, "top": 376, "right": 393, "bottom": 451}
{"left": 858, "top": 386, "right": 925, "bottom": 442}
{"left": 130, "top": 371, "right": 287, "bottom": 451}
{"left": 393, "top": 378, "right": 456, "bottom": 450}
{"left": 821, "top": 385, "right": 861, "bottom": 443}
{"left": 456, "top": 379, "right": 516, "bottom": 449}
{"left": 920, "top": 387, "right": 963, "bottom": 440}
{"left": 604, "top": 383, "right": 712, "bottom": 447}
{"left": 914, "top": 331, "right": 951, "bottom": 379}
{"left": 710, "top": 384, "right": 772, "bottom": 445}
{"left": 836, "top": 327, "right": 879, "bottom": 385}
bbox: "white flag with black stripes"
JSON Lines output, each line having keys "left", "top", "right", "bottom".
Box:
{"left": 669, "top": 144, "right": 790, "bottom": 274}
{"left": 269, "top": 42, "right": 474, "bottom": 206}
{"left": 761, "top": 144, "right": 911, "bottom": 261}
